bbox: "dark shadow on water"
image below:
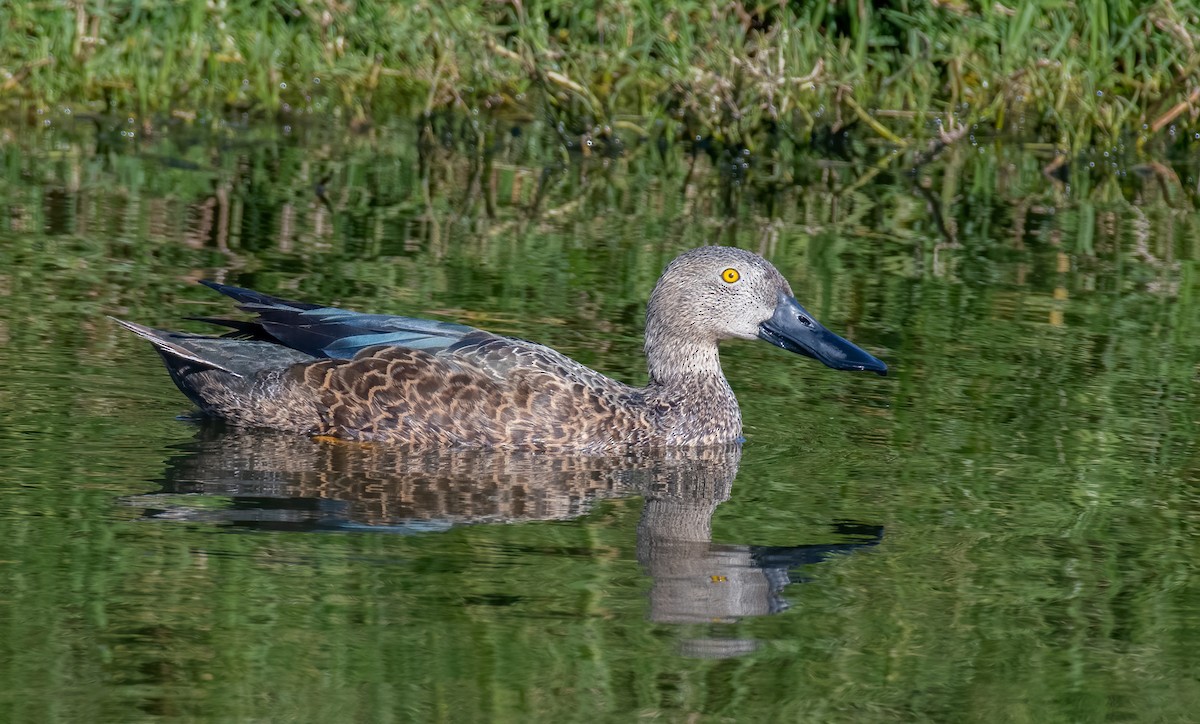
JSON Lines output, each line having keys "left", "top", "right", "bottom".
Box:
{"left": 125, "top": 421, "right": 883, "bottom": 658}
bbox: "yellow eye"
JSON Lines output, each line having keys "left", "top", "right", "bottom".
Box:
{"left": 721, "top": 268, "right": 740, "bottom": 283}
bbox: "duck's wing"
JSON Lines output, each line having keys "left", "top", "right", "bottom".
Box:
{"left": 197, "top": 280, "right": 478, "bottom": 359}
{"left": 441, "top": 333, "right": 634, "bottom": 397}
{"left": 196, "top": 281, "right": 626, "bottom": 393}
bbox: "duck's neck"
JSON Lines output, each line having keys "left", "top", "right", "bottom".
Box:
{"left": 644, "top": 327, "right": 742, "bottom": 445}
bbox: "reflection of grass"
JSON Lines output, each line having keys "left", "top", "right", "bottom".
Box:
{"left": 4, "top": 1, "right": 1200, "bottom": 153}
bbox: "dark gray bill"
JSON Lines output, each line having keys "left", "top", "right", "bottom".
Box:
{"left": 757, "top": 293, "right": 888, "bottom": 376}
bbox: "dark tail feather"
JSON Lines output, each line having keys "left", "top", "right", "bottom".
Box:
{"left": 111, "top": 318, "right": 242, "bottom": 377}
{"left": 114, "top": 317, "right": 317, "bottom": 419}
{"left": 198, "top": 280, "right": 323, "bottom": 311}
{"left": 186, "top": 316, "right": 274, "bottom": 341}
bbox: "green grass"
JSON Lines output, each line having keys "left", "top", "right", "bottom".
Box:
{"left": 3, "top": 0, "right": 1200, "bottom": 156}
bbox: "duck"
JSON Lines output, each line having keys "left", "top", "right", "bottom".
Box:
{"left": 115, "top": 246, "right": 886, "bottom": 451}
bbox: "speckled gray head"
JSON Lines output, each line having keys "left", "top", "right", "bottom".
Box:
{"left": 645, "top": 246, "right": 887, "bottom": 377}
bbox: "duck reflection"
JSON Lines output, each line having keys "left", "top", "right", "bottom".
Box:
{"left": 133, "top": 423, "right": 882, "bottom": 657}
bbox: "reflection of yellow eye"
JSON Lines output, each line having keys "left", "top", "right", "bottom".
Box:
{"left": 721, "top": 268, "right": 740, "bottom": 283}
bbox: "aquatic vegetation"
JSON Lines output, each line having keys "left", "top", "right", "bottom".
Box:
{"left": 0, "top": 120, "right": 1198, "bottom": 723}
{"left": 3, "top": 0, "right": 1200, "bottom": 157}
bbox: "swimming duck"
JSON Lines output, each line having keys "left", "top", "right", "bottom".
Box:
{"left": 116, "top": 246, "right": 886, "bottom": 451}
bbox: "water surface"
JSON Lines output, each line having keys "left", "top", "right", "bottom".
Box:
{"left": 0, "top": 116, "right": 1197, "bottom": 722}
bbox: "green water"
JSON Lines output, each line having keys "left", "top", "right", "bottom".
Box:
{"left": 0, "top": 116, "right": 1198, "bottom": 723}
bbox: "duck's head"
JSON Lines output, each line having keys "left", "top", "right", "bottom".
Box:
{"left": 646, "top": 246, "right": 887, "bottom": 377}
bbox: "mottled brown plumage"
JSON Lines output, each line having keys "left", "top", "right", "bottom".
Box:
{"left": 115, "top": 246, "right": 886, "bottom": 450}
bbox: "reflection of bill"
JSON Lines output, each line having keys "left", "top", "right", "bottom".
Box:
{"left": 634, "top": 452, "right": 882, "bottom": 657}
{"left": 639, "top": 508, "right": 882, "bottom": 658}
{"left": 640, "top": 515, "right": 882, "bottom": 623}
{"left": 125, "top": 422, "right": 881, "bottom": 657}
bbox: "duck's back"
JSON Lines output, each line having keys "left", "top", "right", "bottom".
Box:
{"left": 121, "top": 281, "right": 658, "bottom": 449}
